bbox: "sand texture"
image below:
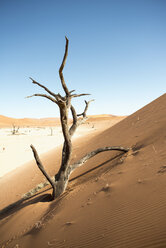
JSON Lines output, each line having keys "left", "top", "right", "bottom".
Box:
{"left": 0, "top": 95, "right": 166, "bottom": 248}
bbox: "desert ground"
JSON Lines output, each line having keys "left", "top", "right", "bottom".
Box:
{"left": 0, "top": 94, "right": 166, "bottom": 248}
{"left": 0, "top": 115, "right": 124, "bottom": 178}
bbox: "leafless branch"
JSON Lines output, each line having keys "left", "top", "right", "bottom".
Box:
{"left": 71, "top": 93, "right": 91, "bottom": 98}
{"left": 77, "top": 99, "right": 94, "bottom": 118}
{"left": 69, "top": 90, "right": 75, "bottom": 94}
{"left": 29, "top": 77, "right": 58, "bottom": 100}
{"left": 69, "top": 99, "right": 94, "bottom": 137}
{"left": 70, "top": 146, "right": 130, "bottom": 172}
{"left": 26, "top": 94, "right": 57, "bottom": 104}
{"left": 59, "top": 36, "right": 70, "bottom": 96}
{"left": 30, "top": 145, "right": 56, "bottom": 199}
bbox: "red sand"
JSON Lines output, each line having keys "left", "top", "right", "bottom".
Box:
{"left": 0, "top": 94, "right": 166, "bottom": 248}
{"left": 0, "top": 115, "right": 60, "bottom": 127}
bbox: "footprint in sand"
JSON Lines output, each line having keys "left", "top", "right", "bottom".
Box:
{"left": 158, "top": 165, "right": 166, "bottom": 174}
{"left": 65, "top": 221, "right": 74, "bottom": 226}
{"left": 47, "top": 239, "right": 56, "bottom": 246}
{"left": 100, "top": 183, "right": 111, "bottom": 192}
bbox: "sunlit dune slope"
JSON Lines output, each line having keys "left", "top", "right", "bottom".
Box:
{"left": 0, "top": 115, "right": 60, "bottom": 127}
{"left": 0, "top": 94, "right": 166, "bottom": 248}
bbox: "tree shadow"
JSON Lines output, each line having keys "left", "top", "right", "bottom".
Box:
{"left": 69, "top": 152, "right": 123, "bottom": 184}
{"left": 0, "top": 193, "right": 52, "bottom": 221}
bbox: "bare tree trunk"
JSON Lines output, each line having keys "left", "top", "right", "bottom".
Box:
{"left": 54, "top": 104, "right": 72, "bottom": 196}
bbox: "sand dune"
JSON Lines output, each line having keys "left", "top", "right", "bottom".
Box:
{"left": 0, "top": 94, "right": 166, "bottom": 248}
{"left": 0, "top": 115, "right": 60, "bottom": 127}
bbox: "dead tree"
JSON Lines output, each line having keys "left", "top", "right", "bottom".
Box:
{"left": 11, "top": 124, "right": 19, "bottom": 135}
{"left": 26, "top": 37, "right": 130, "bottom": 200}
{"left": 50, "top": 127, "right": 53, "bottom": 136}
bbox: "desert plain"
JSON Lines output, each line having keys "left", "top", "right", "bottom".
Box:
{"left": 0, "top": 94, "right": 166, "bottom": 248}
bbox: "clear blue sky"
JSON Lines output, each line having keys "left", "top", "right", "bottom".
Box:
{"left": 0, "top": 0, "right": 165, "bottom": 118}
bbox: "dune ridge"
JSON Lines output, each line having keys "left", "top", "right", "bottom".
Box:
{"left": 0, "top": 94, "right": 166, "bottom": 248}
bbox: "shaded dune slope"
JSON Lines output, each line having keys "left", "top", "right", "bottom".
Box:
{"left": 0, "top": 94, "right": 166, "bottom": 248}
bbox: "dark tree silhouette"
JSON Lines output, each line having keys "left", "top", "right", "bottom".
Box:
{"left": 11, "top": 124, "right": 20, "bottom": 135}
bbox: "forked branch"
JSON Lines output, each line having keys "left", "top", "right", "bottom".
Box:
{"left": 29, "top": 77, "right": 58, "bottom": 99}
{"left": 77, "top": 99, "right": 95, "bottom": 118}
{"left": 69, "top": 99, "right": 94, "bottom": 137}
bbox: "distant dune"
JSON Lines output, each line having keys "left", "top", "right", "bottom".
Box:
{"left": 0, "top": 114, "right": 125, "bottom": 127}
{"left": 0, "top": 94, "right": 166, "bottom": 248}
{"left": 0, "top": 115, "right": 60, "bottom": 127}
